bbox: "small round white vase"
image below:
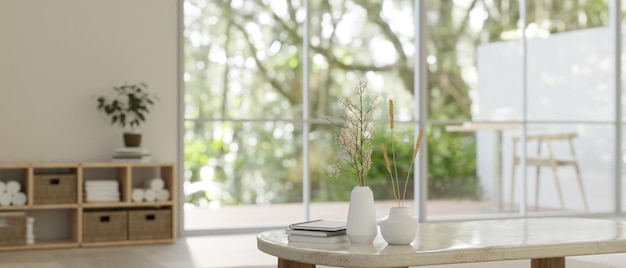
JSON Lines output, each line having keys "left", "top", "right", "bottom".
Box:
{"left": 346, "top": 186, "right": 378, "bottom": 244}
{"left": 379, "top": 207, "right": 418, "bottom": 245}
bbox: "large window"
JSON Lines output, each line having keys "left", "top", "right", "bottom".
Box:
{"left": 183, "top": 0, "right": 618, "bottom": 232}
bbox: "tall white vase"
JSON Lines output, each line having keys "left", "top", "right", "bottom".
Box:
{"left": 346, "top": 186, "right": 378, "bottom": 244}
{"left": 379, "top": 207, "right": 418, "bottom": 245}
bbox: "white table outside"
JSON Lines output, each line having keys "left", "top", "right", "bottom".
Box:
{"left": 445, "top": 122, "right": 522, "bottom": 211}
{"left": 257, "top": 217, "right": 626, "bottom": 268}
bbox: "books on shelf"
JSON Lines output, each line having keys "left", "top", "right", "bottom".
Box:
{"left": 111, "top": 156, "right": 151, "bottom": 162}
{"left": 114, "top": 147, "right": 150, "bottom": 155}
{"left": 286, "top": 219, "right": 348, "bottom": 244}
{"left": 287, "top": 234, "right": 349, "bottom": 244}
{"left": 112, "top": 147, "right": 151, "bottom": 162}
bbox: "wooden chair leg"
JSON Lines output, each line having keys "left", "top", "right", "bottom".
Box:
{"left": 549, "top": 164, "right": 565, "bottom": 210}
{"left": 568, "top": 137, "right": 588, "bottom": 211}
{"left": 534, "top": 167, "right": 541, "bottom": 211}
{"left": 573, "top": 163, "right": 589, "bottom": 211}
{"left": 510, "top": 160, "right": 517, "bottom": 211}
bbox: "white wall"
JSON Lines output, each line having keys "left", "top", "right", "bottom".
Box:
{"left": 0, "top": 0, "right": 179, "bottom": 162}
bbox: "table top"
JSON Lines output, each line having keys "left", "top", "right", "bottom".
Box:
{"left": 445, "top": 122, "right": 521, "bottom": 132}
{"left": 257, "top": 217, "right": 626, "bottom": 267}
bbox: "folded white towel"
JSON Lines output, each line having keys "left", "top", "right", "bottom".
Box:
{"left": 6, "top": 181, "right": 20, "bottom": 194}
{"left": 144, "top": 178, "right": 164, "bottom": 190}
{"left": 131, "top": 188, "right": 144, "bottom": 202}
{"left": 85, "top": 180, "right": 118, "bottom": 186}
{"left": 85, "top": 194, "right": 119, "bottom": 199}
{"left": 11, "top": 192, "right": 27, "bottom": 206}
{"left": 0, "top": 181, "right": 5, "bottom": 193}
{"left": 156, "top": 189, "right": 170, "bottom": 201}
{"left": 85, "top": 184, "right": 118, "bottom": 188}
{"left": 0, "top": 193, "right": 11, "bottom": 206}
{"left": 143, "top": 189, "right": 156, "bottom": 202}
{"left": 84, "top": 189, "right": 119, "bottom": 195}
{"left": 85, "top": 196, "right": 120, "bottom": 202}
{"left": 85, "top": 185, "right": 118, "bottom": 190}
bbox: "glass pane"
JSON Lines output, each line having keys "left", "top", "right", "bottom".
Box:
{"left": 526, "top": 0, "right": 611, "bottom": 121}
{"left": 426, "top": 0, "right": 524, "bottom": 220}
{"left": 508, "top": 123, "right": 615, "bottom": 214}
{"left": 426, "top": 0, "right": 522, "bottom": 122}
{"left": 308, "top": 0, "right": 415, "bottom": 121}
{"left": 183, "top": 121, "right": 303, "bottom": 230}
{"left": 184, "top": 0, "right": 303, "bottom": 120}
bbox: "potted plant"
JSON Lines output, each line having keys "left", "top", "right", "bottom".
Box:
{"left": 326, "top": 79, "right": 381, "bottom": 244}
{"left": 96, "top": 82, "right": 157, "bottom": 147}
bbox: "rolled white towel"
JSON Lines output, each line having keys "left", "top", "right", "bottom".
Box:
{"left": 131, "top": 188, "right": 144, "bottom": 202}
{"left": 11, "top": 192, "right": 27, "bottom": 206}
{"left": 6, "top": 181, "right": 20, "bottom": 194}
{"left": 144, "top": 178, "right": 164, "bottom": 190}
{"left": 155, "top": 189, "right": 170, "bottom": 201}
{"left": 0, "top": 192, "right": 11, "bottom": 206}
{"left": 143, "top": 189, "right": 156, "bottom": 202}
{"left": 0, "top": 181, "right": 5, "bottom": 193}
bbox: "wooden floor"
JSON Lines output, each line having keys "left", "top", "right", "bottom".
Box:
{"left": 0, "top": 233, "right": 625, "bottom": 268}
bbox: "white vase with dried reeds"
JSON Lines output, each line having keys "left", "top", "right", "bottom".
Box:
{"left": 379, "top": 99, "right": 424, "bottom": 245}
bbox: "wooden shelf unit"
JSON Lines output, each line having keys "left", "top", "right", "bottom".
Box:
{"left": 0, "top": 162, "right": 176, "bottom": 251}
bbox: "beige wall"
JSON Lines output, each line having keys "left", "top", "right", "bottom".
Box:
{"left": 0, "top": 0, "right": 179, "bottom": 162}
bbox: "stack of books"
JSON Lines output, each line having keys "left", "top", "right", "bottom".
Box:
{"left": 286, "top": 219, "right": 348, "bottom": 244}
{"left": 112, "top": 147, "right": 151, "bottom": 162}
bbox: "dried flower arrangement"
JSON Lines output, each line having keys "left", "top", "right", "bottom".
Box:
{"left": 327, "top": 80, "right": 382, "bottom": 187}
{"left": 381, "top": 99, "right": 424, "bottom": 207}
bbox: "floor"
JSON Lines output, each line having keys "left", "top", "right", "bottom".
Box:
{"left": 1, "top": 232, "right": 626, "bottom": 268}
{"left": 184, "top": 199, "right": 574, "bottom": 231}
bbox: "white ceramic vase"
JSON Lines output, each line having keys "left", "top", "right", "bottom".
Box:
{"left": 379, "top": 207, "right": 418, "bottom": 245}
{"left": 346, "top": 186, "right": 378, "bottom": 244}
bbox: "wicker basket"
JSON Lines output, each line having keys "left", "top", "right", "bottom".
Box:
{"left": 128, "top": 209, "right": 171, "bottom": 240}
{"left": 33, "top": 174, "right": 77, "bottom": 204}
{"left": 0, "top": 215, "right": 26, "bottom": 246}
{"left": 82, "top": 210, "right": 127, "bottom": 242}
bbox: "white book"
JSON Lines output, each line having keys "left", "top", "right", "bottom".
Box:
{"left": 287, "top": 234, "right": 349, "bottom": 244}
{"left": 111, "top": 157, "right": 151, "bottom": 163}
{"left": 289, "top": 220, "right": 346, "bottom": 232}
{"left": 114, "top": 147, "right": 150, "bottom": 154}
{"left": 285, "top": 228, "right": 346, "bottom": 237}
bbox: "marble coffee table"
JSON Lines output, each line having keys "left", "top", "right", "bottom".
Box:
{"left": 257, "top": 217, "right": 626, "bottom": 268}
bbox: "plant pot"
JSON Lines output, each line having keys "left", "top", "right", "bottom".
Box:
{"left": 346, "top": 186, "right": 378, "bottom": 244}
{"left": 123, "top": 133, "right": 142, "bottom": 147}
{"left": 379, "top": 207, "right": 418, "bottom": 245}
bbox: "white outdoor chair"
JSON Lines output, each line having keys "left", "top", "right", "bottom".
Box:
{"left": 509, "top": 133, "right": 588, "bottom": 211}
